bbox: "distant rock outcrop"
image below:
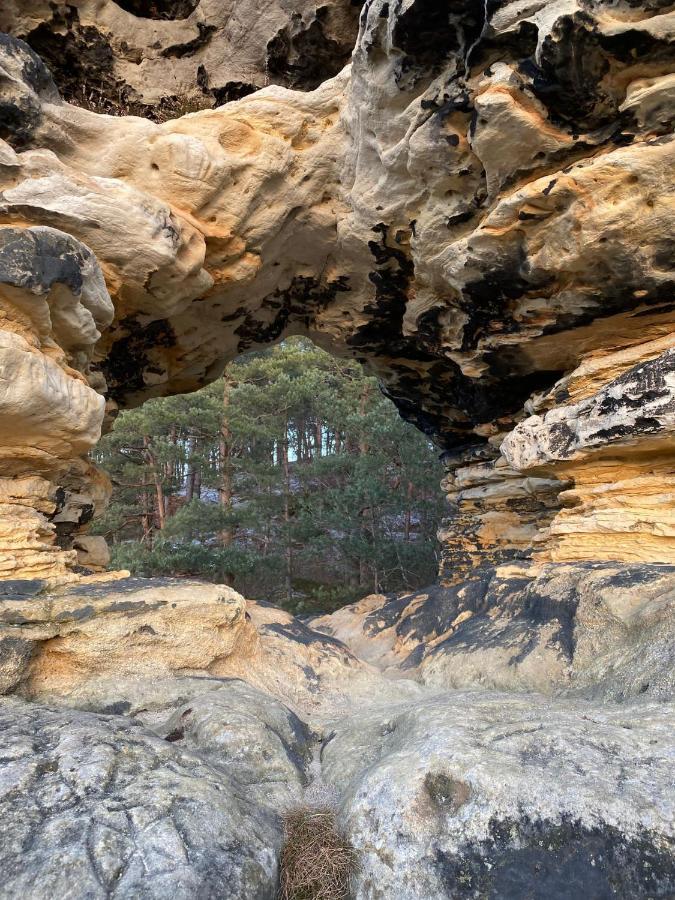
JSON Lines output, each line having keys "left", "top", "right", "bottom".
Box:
{"left": 311, "top": 562, "right": 675, "bottom": 701}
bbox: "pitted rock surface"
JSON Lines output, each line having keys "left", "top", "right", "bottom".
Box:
{"left": 0, "top": 0, "right": 671, "bottom": 581}
{"left": 1, "top": 681, "right": 674, "bottom": 899}
{"left": 0, "top": 0, "right": 363, "bottom": 113}
{"left": 0, "top": 695, "right": 281, "bottom": 899}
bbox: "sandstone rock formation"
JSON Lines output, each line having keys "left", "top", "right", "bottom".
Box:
{"left": 0, "top": 0, "right": 673, "bottom": 584}
{"left": 311, "top": 561, "right": 675, "bottom": 700}
{"left": 0, "top": 577, "right": 674, "bottom": 899}
{"left": 0, "top": 577, "right": 423, "bottom": 716}
{"left": 0, "top": 0, "right": 362, "bottom": 112}
{"left": 0, "top": 578, "right": 257, "bottom": 696}
{"left": 0, "top": 4, "right": 673, "bottom": 897}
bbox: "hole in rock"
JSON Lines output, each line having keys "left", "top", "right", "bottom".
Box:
{"left": 92, "top": 337, "right": 445, "bottom": 615}
{"left": 265, "top": 7, "right": 361, "bottom": 91}
{"left": 114, "top": 0, "right": 201, "bottom": 20}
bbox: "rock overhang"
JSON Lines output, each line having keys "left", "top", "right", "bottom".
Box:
{"left": 0, "top": 0, "right": 671, "bottom": 581}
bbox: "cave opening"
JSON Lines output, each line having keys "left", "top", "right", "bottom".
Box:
{"left": 113, "top": 0, "right": 201, "bottom": 20}
{"left": 90, "top": 336, "right": 446, "bottom": 614}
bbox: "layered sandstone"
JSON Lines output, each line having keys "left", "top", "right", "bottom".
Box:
{"left": 0, "top": 0, "right": 672, "bottom": 583}
{"left": 1, "top": 575, "right": 674, "bottom": 898}
{"left": 0, "top": 578, "right": 257, "bottom": 696}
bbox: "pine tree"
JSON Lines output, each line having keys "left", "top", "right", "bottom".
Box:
{"left": 92, "top": 338, "right": 445, "bottom": 612}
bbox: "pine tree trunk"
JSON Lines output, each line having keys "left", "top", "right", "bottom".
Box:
{"left": 141, "top": 471, "right": 153, "bottom": 546}
{"left": 219, "top": 377, "right": 234, "bottom": 548}
{"left": 404, "top": 480, "right": 413, "bottom": 541}
{"left": 315, "top": 420, "right": 322, "bottom": 457}
{"left": 358, "top": 383, "right": 371, "bottom": 454}
{"left": 282, "top": 423, "right": 293, "bottom": 604}
{"left": 143, "top": 436, "right": 166, "bottom": 530}
{"left": 185, "top": 435, "right": 196, "bottom": 502}
{"left": 358, "top": 382, "right": 371, "bottom": 587}
{"left": 359, "top": 555, "right": 369, "bottom": 588}
{"left": 167, "top": 424, "right": 178, "bottom": 516}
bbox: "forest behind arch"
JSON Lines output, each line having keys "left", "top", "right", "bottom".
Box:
{"left": 93, "top": 338, "right": 445, "bottom": 613}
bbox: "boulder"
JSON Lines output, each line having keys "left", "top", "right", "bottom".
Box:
{"left": 321, "top": 691, "right": 675, "bottom": 900}
{"left": 0, "top": 577, "right": 258, "bottom": 698}
{"left": 0, "top": 695, "right": 282, "bottom": 899}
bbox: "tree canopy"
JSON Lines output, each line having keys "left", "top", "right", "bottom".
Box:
{"left": 92, "top": 338, "right": 445, "bottom": 613}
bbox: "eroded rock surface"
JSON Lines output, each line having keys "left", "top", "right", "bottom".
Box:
{"left": 312, "top": 561, "right": 675, "bottom": 700}
{"left": 0, "top": 574, "right": 674, "bottom": 897}
{"left": 0, "top": 696, "right": 282, "bottom": 899}
{"left": 0, "top": 5, "right": 673, "bottom": 897}
{"left": 322, "top": 691, "right": 675, "bottom": 900}
{"left": 0, "top": 0, "right": 362, "bottom": 113}
{"left": 0, "top": 577, "right": 257, "bottom": 697}
{"left": 0, "top": 0, "right": 672, "bottom": 581}
{"left": 0, "top": 578, "right": 423, "bottom": 716}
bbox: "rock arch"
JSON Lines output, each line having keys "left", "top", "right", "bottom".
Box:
{"left": 0, "top": 0, "right": 673, "bottom": 584}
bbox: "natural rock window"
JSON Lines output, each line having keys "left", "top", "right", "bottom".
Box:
{"left": 0, "top": 2, "right": 674, "bottom": 897}
{"left": 113, "top": 0, "right": 201, "bottom": 20}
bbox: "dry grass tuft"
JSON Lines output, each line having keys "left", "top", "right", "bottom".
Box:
{"left": 278, "top": 804, "right": 358, "bottom": 900}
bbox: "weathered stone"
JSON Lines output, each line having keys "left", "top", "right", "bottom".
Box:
{"left": 313, "top": 562, "right": 675, "bottom": 700}
{"left": 501, "top": 347, "right": 675, "bottom": 566}
{"left": 0, "top": 0, "right": 671, "bottom": 580}
{"left": 0, "top": 634, "right": 36, "bottom": 693}
{"left": 321, "top": 691, "right": 675, "bottom": 900}
{"left": 0, "top": 695, "right": 281, "bottom": 899}
{"left": 155, "top": 678, "right": 314, "bottom": 807}
{"left": 0, "top": 33, "right": 58, "bottom": 148}
{"left": 0, "top": 577, "right": 258, "bottom": 697}
{"left": 0, "top": 1, "right": 362, "bottom": 114}
{"left": 219, "top": 598, "right": 424, "bottom": 716}
{"left": 72, "top": 533, "right": 110, "bottom": 569}
{"left": 0, "top": 573, "right": 673, "bottom": 897}
{"left": 0, "top": 578, "right": 424, "bottom": 721}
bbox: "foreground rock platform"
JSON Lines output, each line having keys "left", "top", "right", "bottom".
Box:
{"left": 0, "top": 695, "right": 282, "bottom": 899}
{"left": 1, "top": 680, "right": 674, "bottom": 898}
{"left": 322, "top": 691, "right": 675, "bottom": 900}
{"left": 0, "top": 573, "right": 674, "bottom": 898}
